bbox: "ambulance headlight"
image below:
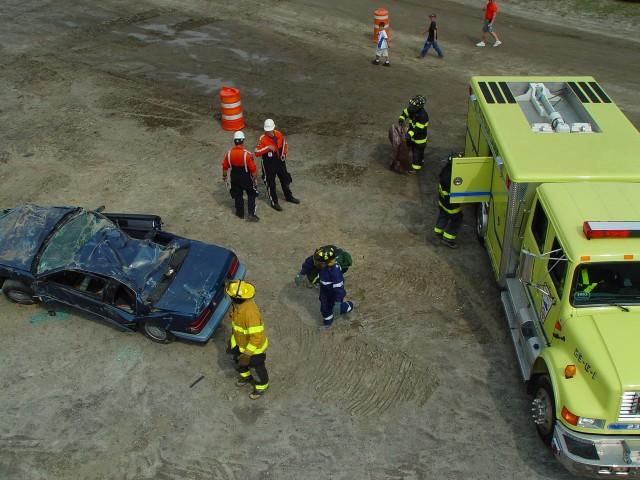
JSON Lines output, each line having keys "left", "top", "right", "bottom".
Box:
{"left": 577, "top": 417, "right": 605, "bottom": 429}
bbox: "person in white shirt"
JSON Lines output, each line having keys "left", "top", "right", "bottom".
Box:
{"left": 372, "top": 22, "right": 390, "bottom": 66}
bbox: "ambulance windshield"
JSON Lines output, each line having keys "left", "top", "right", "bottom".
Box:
{"left": 571, "top": 262, "right": 640, "bottom": 307}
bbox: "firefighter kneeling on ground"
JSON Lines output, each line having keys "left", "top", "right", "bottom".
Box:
{"left": 295, "top": 245, "right": 353, "bottom": 287}
{"left": 399, "top": 95, "right": 429, "bottom": 173}
{"left": 295, "top": 246, "right": 354, "bottom": 326}
{"left": 226, "top": 280, "right": 269, "bottom": 400}
{"left": 222, "top": 131, "right": 260, "bottom": 222}
{"left": 434, "top": 153, "right": 464, "bottom": 249}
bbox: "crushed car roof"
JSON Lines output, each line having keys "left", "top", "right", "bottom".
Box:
{"left": 0, "top": 205, "right": 76, "bottom": 271}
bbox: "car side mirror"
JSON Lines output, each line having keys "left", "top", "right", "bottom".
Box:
{"left": 95, "top": 205, "right": 105, "bottom": 213}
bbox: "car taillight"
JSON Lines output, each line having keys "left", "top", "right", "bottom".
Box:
{"left": 187, "top": 305, "right": 212, "bottom": 333}
{"left": 227, "top": 257, "right": 239, "bottom": 279}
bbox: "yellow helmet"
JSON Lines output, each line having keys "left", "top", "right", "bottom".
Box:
{"left": 226, "top": 280, "right": 255, "bottom": 299}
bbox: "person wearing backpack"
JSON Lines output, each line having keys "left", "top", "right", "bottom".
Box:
{"left": 295, "top": 245, "right": 352, "bottom": 287}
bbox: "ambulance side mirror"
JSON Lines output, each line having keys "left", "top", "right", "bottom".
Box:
{"left": 518, "top": 250, "right": 536, "bottom": 284}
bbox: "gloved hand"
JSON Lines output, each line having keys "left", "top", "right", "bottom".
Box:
{"left": 238, "top": 353, "right": 251, "bottom": 367}
{"left": 294, "top": 273, "right": 305, "bottom": 286}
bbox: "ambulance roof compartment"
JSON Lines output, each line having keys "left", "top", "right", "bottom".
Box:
{"left": 509, "top": 81, "right": 601, "bottom": 133}
{"left": 470, "top": 76, "right": 640, "bottom": 183}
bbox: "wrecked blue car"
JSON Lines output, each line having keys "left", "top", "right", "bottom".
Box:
{"left": 0, "top": 204, "right": 245, "bottom": 343}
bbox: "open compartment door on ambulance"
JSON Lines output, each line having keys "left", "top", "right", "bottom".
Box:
{"left": 450, "top": 156, "right": 492, "bottom": 204}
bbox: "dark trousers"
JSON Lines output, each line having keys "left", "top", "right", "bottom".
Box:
{"left": 435, "top": 206, "right": 463, "bottom": 240}
{"left": 229, "top": 183, "right": 258, "bottom": 217}
{"left": 411, "top": 143, "right": 426, "bottom": 171}
{"left": 261, "top": 154, "right": 293, "bottom": 206}
{"left": 420, "top": 40, "right": 444, "bottom": 58}
{"left": 229, "top": 345, "right": 269, "bottom": 389}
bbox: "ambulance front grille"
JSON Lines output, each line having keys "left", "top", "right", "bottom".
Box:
{"left": 618, "top": 391, "right": 640, "bottom": 422}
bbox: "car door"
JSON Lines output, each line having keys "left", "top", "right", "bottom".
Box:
{"left": 101, "top": 280, "right": 138, "bottom": 327}
{"left": 35, "top": 270, "right": 110, "bottom": 320}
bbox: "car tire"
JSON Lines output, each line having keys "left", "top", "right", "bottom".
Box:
{"left": 2, "top": 279, "right": 36, "bottom": 305}
{"left": 143, "top": 320, "right": 173, "bottom": 344}
{"left": 531, "top": 375, "right": 556, "bottom": 445}
{"left": 475, "top": 202, "right": 489, "bottom": 243}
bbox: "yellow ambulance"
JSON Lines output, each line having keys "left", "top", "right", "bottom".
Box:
{"left": 451, "top": 76, "right": 640, "bottom": 477}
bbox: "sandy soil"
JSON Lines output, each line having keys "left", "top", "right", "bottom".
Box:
{"left": 0, "top": 0, "right": 638, "bottom": 479}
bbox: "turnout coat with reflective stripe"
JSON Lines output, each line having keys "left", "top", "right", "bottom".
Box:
{"left": 229, "top": 299, "right": 268, "bottom": 355}
{"left": 438, "top": 162, "right": 461, "bottom": 214}
{"left": 398, "top": 108, "right": 429, "bottom": 145}
{"left": 318, "top": 264, "right": 346, "bottom": 302}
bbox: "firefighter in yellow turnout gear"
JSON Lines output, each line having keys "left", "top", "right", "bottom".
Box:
{"left": 434, "top": 154, "right": 464, "bottom": 248}
{"left": 226, "top": 281, "right": 269, "bottom": 400}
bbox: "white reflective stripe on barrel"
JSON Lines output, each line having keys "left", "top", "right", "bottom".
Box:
{"left": 222, "top": 112, "right": 243, "bottom": 121}
{"left": 222, "top": 100, "right": 242, "bottom": 109}
{"left": 374, "top": 16, "right": 388, "bottom": 21}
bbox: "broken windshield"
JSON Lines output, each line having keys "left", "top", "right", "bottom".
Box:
{"left": 36, "top": 211, "right": 177, "bottom": 294}
{"left": 571, "top": 262, "right": 640, "bottom": 307}
{"left": 37, "top": 211, "right": 113, "bottom": 274}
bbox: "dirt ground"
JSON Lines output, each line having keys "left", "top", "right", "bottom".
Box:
{"left": 1, "top": 0, "right": 638, "bottom": 479}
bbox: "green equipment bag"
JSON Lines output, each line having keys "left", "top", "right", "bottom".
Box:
{"left": 336, "top": 249, "right": 353, "bottom": 273}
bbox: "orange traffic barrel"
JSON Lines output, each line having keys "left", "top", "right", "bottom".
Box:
{"left": 219, "top": 86, "right": 244, "bottom": 131}
{"left": 373, "top": 8, "right": 389, "bottom": 43}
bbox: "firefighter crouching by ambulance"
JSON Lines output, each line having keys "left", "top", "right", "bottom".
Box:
{"left": 226, "top": 280, "right": 269, "bottom": 400}
{"left": 399, "top": 95, "right": 429, "bottom": 173}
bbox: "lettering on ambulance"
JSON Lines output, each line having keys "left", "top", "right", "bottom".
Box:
{"left": 574, "top": 347, "right": 598, "bottom": 380}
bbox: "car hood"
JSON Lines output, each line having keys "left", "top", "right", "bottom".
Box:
{"left": 0, "top": 205, "right": 76, "bottom": 271}
{"left": 152, "top": 240, "right": 234, "bottom": 315}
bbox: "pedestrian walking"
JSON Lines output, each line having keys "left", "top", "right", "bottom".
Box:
{"left": 295, "top": 245, "right": 353, "bottom": 287}
{"left": 398, "top": 95, "right": 429, "bottom": 173}
{"left": 222, "top": 131, "right": 260, "bottom": 221}
{"left": 476, "top": 0, "right": 502, "bottom": 47}
{"left": 372, "top": 22, "right": 390, "bottom": 66}
{"left": 226, "top": 280, "right": 270, "bottom": 400}
{"left": 297, "top": 246, "right": 353, "bottom": 327}
{"left": 418, "top": 14, "right": 443, "bottom": 59}
{"left": 254, "top": 119, "right": 300, "bottom": 211}
{"left": 434, "top": 154, "right": 464, "bottom": 249}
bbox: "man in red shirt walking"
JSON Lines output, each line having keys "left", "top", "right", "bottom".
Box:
{"left": 254, "top": 118, "right": 300, "bottom": 211}
{"left": 476, "top": 0, "right": 502, "bottom": 47}
{"left": 222, "top": 131, "right": 260, "bottom": 222}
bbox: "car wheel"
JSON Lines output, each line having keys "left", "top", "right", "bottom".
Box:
{"left": 143, "top": 320, "right": 173, "bottom": 344}
{"left": 2, "top": 280, "right": 36, "bottom": 305}
{"left": 475, "top": 202, "right": 489, "bottom": 243}
{"left": 531, "top": 375, "right": 556, "bottom": 445}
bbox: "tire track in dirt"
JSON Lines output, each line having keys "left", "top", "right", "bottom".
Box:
{"left": 274, "top": 293, "right": 439, "bottom": 417}
{"left": 154, "top": 454, "right": 238, "bottom": 480}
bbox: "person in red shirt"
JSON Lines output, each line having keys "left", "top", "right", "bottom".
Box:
{"left": 476, "top": 0, "right": 502, "bottom": 47}
{"left": 254, "top": 118, "right": 300, "bottom": 211}
{"left": 222, "top": 131, "right": 260, "bottom": 221}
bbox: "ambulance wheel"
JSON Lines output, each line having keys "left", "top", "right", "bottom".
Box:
{"left": 531, "top": 375, "right": 556, "bottom": 445}
{"left": 475, "top": 202, "right": 489, "bottom": 243}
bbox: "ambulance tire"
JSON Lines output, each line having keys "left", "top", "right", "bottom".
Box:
{"left": 475, "top": 202, "right": 489, "bottom": 243}
{"left": 532, "top": 375, "right": 556, "bottom": 445}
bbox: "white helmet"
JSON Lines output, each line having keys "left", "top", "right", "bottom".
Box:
{"left": 233, "top": 131, "right": 245, "bottom": 141}
{"left": 263, "top": 119, "right": 275, "bottom": 132}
